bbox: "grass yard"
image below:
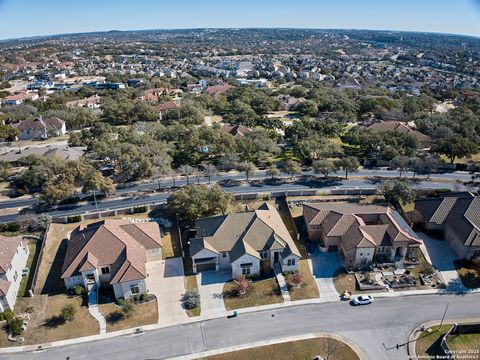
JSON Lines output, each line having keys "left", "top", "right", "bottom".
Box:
{"left": 161, "top": 222, "right": 182, "bottom": 259}
{"left": 447, "top": 331, "right": 480, "bottom": 352}
{"left": 223, "top": 276, "right": 283, "bottom": 310}
{"left": 415, "top": 325, "right": 453, "bottom": 358}
{"left": 0, "top": 293, "right": 98, "bottom": 347}
{"left": 333, "top": 268, "right": 359, "bottom": 295}
{"left": 285, "top": 260, "right": 319, "bottom": 301}
{"left": 206, "top": 336, "right": 360, "bottom": 360}
{"left": 100, "top": 300, "right": 158, "bottom": 332}
{"left": 454, "top": 259, "right": 480, "bottom": 288}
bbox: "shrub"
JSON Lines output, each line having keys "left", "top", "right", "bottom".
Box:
{"left": 182, "top": 289, "right": 200, "bottom": 310}
{"left": 8, "top": 317, "right": 24, "bottom": 337}
{"left": 292, "top": 271, "right": 303, "bottom": 288}
{"left": 262, "top": 194, "right": 271, "bottom": 201}
{"left": 0, "top": 310, "right": 13, "bottom": 322}
{"left": 61, "top": 304, "right": 76, "bottom": 322}
{"left": 418, "top": 263, "right": 435, "bottom": 276}
{"left": 139, "top": 292, "right": 147, "bottom": 302}
{"left": 0, "top": 221, "right": 21, "bottom": 233}
{"left": 71, "top": 285, "right": 86, "bottom": 296}
{"left": 37, "top": 215, "right": 52, "bottom": 230}
{"left": 121, "top": 300, "right": 134, "bottom": 318}
{"left": 67, "top": 215, "right": 82, "bottom": 223}
{"left": 133, "top": 206, "right": 148, "bottom": 213}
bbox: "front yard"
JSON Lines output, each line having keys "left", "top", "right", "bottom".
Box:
{"left": 0, "top": 293, "right": 98, "bottom": 347}
{"left": 454, "top": 259, "right": 480, "bottom": 288}
{"left": 99, "top": 300, "right": 158, "bottom": 332}
{"left": 333, "top": 268, "right": 359, "bottom": 295}
{"left": 285, "top": 260, "right": 319, "bottom": 301}
{"left": 223, "top": 275, "right": 283, "bottom": 310}
{"left": 206, "top": 336, "right": 360, "bottom": 360}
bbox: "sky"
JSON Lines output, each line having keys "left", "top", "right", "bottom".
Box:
{"left": 0, "top": 0, "right": 480, "bottom": 40}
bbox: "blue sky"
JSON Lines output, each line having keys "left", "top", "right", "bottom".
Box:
{"left": 0, "top": 0, "right": 480, "bottom": 40}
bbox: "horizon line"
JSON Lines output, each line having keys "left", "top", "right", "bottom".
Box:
{"left": 1, "top": 26, "right": 479, "bottom": 43}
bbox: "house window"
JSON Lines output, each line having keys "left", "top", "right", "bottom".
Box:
{"left": 130, "top": 284, "right": 140, "bottom": 294}
{"left": 13, "top": 271, "right": 18, "bottom": 282}
{"left": 242, "top": 267, "right": 251, "bottom": 275}
{"left": 261, "top": 251, "right": 268, "bottom": 259}
{"left": 360, "top": 253, "right": 363, "bottom": 256}
{"left": 222, "top": 252, "right": 227, "bottom": 258}
{"left": 287, "top": 259, "right": 295, "bottom": 266}
{"left": 100, "top": 266, "right": 110, "bottom": 275}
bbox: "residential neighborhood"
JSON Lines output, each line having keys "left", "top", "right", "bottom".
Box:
{"left": 0, "top": 2, "right": 479, "bottom": 360}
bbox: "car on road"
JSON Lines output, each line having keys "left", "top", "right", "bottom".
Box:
{"left": 350, "top": 295, "right": 374, "bottom": 306}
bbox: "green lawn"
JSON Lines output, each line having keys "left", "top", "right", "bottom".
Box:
{"left": 448, "top": 332, "right": 480, "bottom": 352}
{"left": 415, "top": 325, "right": 451, "bottom": 357}
{"left": 223, "top": 276, "right": 283, "bottom": 310}
{"left": 206, "top": 337, "right": 359, "bottom": 360}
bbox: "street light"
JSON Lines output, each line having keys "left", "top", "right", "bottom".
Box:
{"left": 438, "top": 302, "right": 450, "bottom": 331}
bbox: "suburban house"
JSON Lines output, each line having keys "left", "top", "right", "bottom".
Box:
{"left": 66, "top": 95, "right": 102, "bottom": 109}
{"left": 220, "top": 124, "right": 251, "bottom": 138}
{"left": 303, "top": 203, "right": 422, "bottom": 270}
{"left": 205, "top": 84, "right": 233, "bottom": 97}
{"left": 415, "top": 193, "right": 480, "bottom": 259}
{"left": 277, "top": 94, "right": 305, "bottom": 111}
{"left": 157, "top": 101, "right": 178, "bottom": 119}
{"left": 190, "top": 203, "right": 301, "bottom": 278}
{"left": 0, "top": 235, "right": 29, "bottom": 312}
{"left": 1, "top": 92, "right": 39, "bottom": 105}
{"left": 366, "top": 121, "right": 431, "bottom": 148}
{"left": 10, "top": 116, "right": 66, "bottom": 140}
{"left": 61, "top": 219, "right": 162, "bottom": 300}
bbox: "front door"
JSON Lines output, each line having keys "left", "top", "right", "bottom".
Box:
{"left": 274, "top": 252, "right": 279, "bottom": 263}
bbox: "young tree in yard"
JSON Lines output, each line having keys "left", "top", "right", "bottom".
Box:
{"left": 312, "top": 159, "right": 338, "bottom": 178}
{"left": 293, "top": 271, "right": 303, "bottom": 289}
{"left": 237, "top": 276, "right": 249, "bottom": 295}
{"left": 237, "top": 161, "right": 257, "bottom": 182}
{"left": 379, "top": 180, "right": 416, "bottom": 209}
{"left": 336, "top": 156, "right": 360, "bottom": 179}
{"left": 266, "top": 165, "right": 280, "bottom": 179}
{"left": 61, "top": 304, "right": 76, "bottom": 322}
{"left": 282, "top": 160, "right": 302, "bottom": 179}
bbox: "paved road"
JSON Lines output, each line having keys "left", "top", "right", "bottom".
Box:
{"left": 0, "top": 174, "right": 469, "bottom": 223}
{"left": 2, "top": 293, "right": 478, "bottom": 360}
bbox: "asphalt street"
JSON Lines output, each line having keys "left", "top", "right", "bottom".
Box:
{"left": 1, "top": 293, "right": 478, "bottom": 360}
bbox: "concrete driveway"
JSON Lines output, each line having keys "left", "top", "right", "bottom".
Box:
{"left": 197, "top": 270, "right": 231, "bottom": 318}
{"left": 417, "top": 232, "right": 467, "bottom": 293}
{"left": 146, "top": 257, "right": 188, "bottom": 326}
{"left": 309, "top": 250, "right": 343, "bottom": 302}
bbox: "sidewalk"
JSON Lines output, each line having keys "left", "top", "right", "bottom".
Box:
{"left": 88, "top": 284, "right": 106, "bottom": 334}
{"left": 274, "top": 264, "right": 291, "bottom": 302}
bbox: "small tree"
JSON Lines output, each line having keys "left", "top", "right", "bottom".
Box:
{"left": 179, "top": 165, "right": 195, "bottom": 185}
{"left": 182, "top": 288, "right": 200, "bottom": 309}
{"left": 237, "top": 276, "right": 249, "bottom": 295}
{"left": 266, "top": 165, "right": 280, "bottom": 179}
{"left": 292, "top": 271, "right": 303, "bottom": 289}
{"left": 312, "top": 159, "right": 338, "bottom": 178}
{"left": 8, "top": 317, "right": 24, "bottom": 337}
{"left": 282, "top": 160, "right": 302, "bottom": 179}
{"left": 203, "top": 164, "right": 218, "bottom": 184}
{"left": 237, "top": 161, "right": 257, "bottom": 182}
{"left": 61, "top": 304, "right": 76, "bottom": 322}
{"left": 379, "top": 179, "right": 416, "bottom": 208}
{"left": 336, "top": 156, "right": 360, "bottom": 179}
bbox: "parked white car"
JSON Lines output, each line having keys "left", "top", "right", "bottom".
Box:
{"left": 351, "top": 295, "right": 374, "bottom": 306}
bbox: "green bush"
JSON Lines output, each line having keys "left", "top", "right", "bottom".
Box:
{"left": 0, "top": 310, "right": 13, "bottom": 322}
{"left": 61, "top": 304, "right": 76, "bottom": 322}
{"left": 182, "top": 288, "right": 200, "bottom": 310}
{"left": 8, "top": 317, "right": 24, "bottom": 337}
{"left": 67, "top": 215, "right": 82, "bottom": 223}
{"left": 133, "top": 206, "right": 148, "bottom": 213}
{"left": 71, "top": 285, "right": 86, "bottom": 296}
{"left": 0, "top": 221, "right": 21, "bottom": 233}
{"left": 139, "top": 292, "right": 147, "bottom": 302}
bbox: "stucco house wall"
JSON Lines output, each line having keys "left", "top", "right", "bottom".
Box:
{"left": 113, "top": 279, "right": 147, "bottom": 300}
{"left": 231, "top": 254, "right": 260, "bottom": 278}
{"left": 0, "top": 242, "right": 29, "bottom": 311}
{"left": 280, "top": 254, "right": 300, "bottom": 272}
{"left": 354, "top": 247, "right": 375, "bottom": 268}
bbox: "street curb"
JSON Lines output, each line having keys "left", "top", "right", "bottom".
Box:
{"left": 166, "top": 332, "right": 369, "bottom": 360}
{"left": 407, "top": 317, "right": 480, "bottom": 359}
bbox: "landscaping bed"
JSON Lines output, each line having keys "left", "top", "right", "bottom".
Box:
{"left": 223, "top": 275, "right": 283, "bottom": 310}
{"left": 183, "top": 253, "right": 201, "bottom": 317}
{"left": 454, "top": 259, "right": 480, "bottom": 288}
{"left": 206, "top": 336, "right": 360, "bottom": 360}
{"left": 285, "top": 260, "right": 319, "bottom": 301}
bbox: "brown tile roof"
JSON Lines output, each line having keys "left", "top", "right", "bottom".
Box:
{"left": 0, "top": 235, "right": 23, "bottom": 273}
{"left": 367, "top": 121, "right": 431, "bottom": 146}
{"left": 220, "top": 125, "right": 251, "bottom": 138}
{"left": 205, "top": 85, "right": 232, "bottom": 96}
{"left": 61, "top": 219, "right": 161, "bottom": 284}
{"left": 11, "top": 116, "right": 64, "bottom": 132}
{"left": 0, "top": 279, "right": 11, "bottom": 296}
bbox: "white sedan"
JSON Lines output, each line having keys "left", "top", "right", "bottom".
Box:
{"left": 350, "top": 295, "right": 374, "bottom": 306}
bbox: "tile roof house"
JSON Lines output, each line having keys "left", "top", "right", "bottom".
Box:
{"left": 0, "top": 145, "right": 86, "bottom": 165}
{"left": 220, "top": 124, "right": 251, "bottom": 138}
{"left": 0, "top": 235, "right": 29, "bottom": 312}
{"left": 205, "top": 85, "right": 233, "bottom": 97}
{"left": 10, "top": 116, "right": 66, "bottom": 140}
{"left": 61, "top": 219, "right": 162, "bottom": 300}
{"left": 303, "top": 203, "right": 422, "bottom": 270}
{"left": 1, "top": 92, "right": 39, "bottom": 105}
{"left": 66, "top": 95, "right": 102, "bottom": 109}
{"left": 156, "top": 101, "right": 179, "bottom": 120}
{"left": 367, "top": 121, "right": 431, "bottom": 148}
{"left": 190, "top": 203, "right": 301, "bottom": 278}
{"left": 416, "top": 193, "right": 480, "bottom": 259}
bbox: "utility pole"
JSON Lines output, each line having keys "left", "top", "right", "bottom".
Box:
{"left": 439, "top": 302, "right": 450, "bottom": 330}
